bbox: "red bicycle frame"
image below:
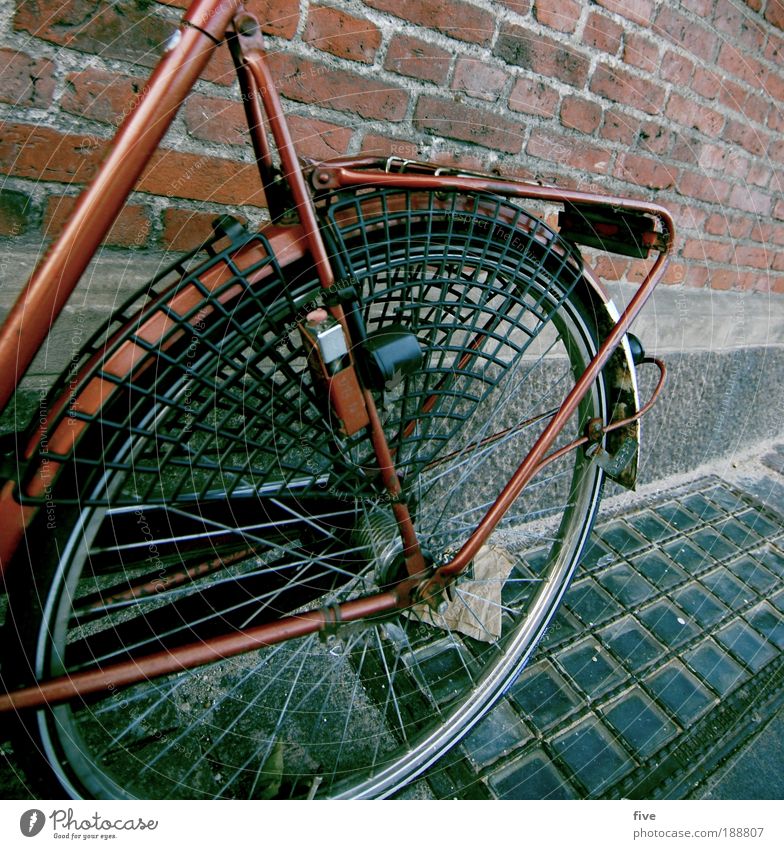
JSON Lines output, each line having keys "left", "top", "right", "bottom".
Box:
{"left": 0, "top": 1, "right": 674, "bottom": 712}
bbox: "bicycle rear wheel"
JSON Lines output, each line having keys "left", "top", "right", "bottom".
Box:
{"left": 3, "top": 191, "right": 609, "bottom": 798}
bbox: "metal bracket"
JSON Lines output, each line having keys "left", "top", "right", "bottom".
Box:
{"left": 585, "top": 437, "right": 639, "bottom": 478}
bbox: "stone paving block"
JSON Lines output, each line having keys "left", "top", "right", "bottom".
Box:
{"left": 628, "top": 511, "right": 675, "bottom": 543}
{"left": 599, "top": 616, "right": 665, "bottom": 673}
{"left": 521, "top": 546, "right": 549, "bottom": 575}
{"left": 655, "top": 502, "right": 701, "bottom": 533}
{"left": 744, "top": 604, "right": 784, "bottom": 651}
{"left": 638, "top": 599, "right": 701, "bottom": 649}
{"left": 632, "top": 550, "right": 688, "bottom": 590}
{"left": 672, "top": 583, "right": 730, "bottom": 628}
{"left": 770, "top": 589, "right": 784, "bottom": 615}
{"left": 663, "top": 538, "right": 713, "bottom": 575}
{"left": 564, "top": 578, "right": 624, "bottom": 627}
{"left": 538, "top": 608, "right": 582, "bottom": 651}
{"left": 714, "top": 517, "right": 763, "bottom": 549}
{"left": 509, "top": 661, "right": 582, "bottom": 732}
{"left": 599, "top": 521, "right": 649, "bottom": 556}
{"left": 714, "top": 620, "right": 777, "bottom": 673}
{"left": 602, "top": 687, "right": 679, "bottom": 760}
{"left": 735, "top": 509, "right": 780, "bottom": 539}
{"left": 682, "top": 492, "right": 726, "bottom": 522}
{"left": 580, "top": 538, "right": 616, "bottom": 570}
{"left": 596, "top": 563, "right": 658, "bottom": 607}
{"left": 551, "top": 716, "right": 634, "bottom": 796}
{"left": 727, "top": 555, "right": 779, "bottom": 595}
{"left": 463, "top": 700, "right": 532, "bottom": 768}
{"left": 683, "top": 639, "right": 749, "bottom": 696}
{"left": 501, "top": 563, "right": 537, "bottom": 606}
{"left": 413, "top": 643, "right": 477, "bottom": 705}
{"left": 700, "top": 567, "right": 757, "bottom": 610}
{"left": 556, "top": 637, "right": 627, "bottom": 700}
{"left": 690, "top": 527, "right": 740, "bottom": 561}
{"left": 704, "top": 486, "right": 746, "bottom": 513}
{"left": 754, "top": 546, "right": 784, "bottom": 579}
{"left": 645, "top": 661, "right": 715, "bottom": 725}
{"left": 742, "top": 476, "right": 784, "bottom": 519}
{"left": 488, "top": 749, "right": 575, "bottom": 799}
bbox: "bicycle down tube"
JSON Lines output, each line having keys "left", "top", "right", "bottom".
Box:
{"left": 0, "top": 3, "right": 674, "bottom": 715}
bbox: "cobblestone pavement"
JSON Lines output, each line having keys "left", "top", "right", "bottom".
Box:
{"left": 2, "top": 448, "right": 783, "bottom": 800}
{"left": 422, "top": 445, "right": 784, "bottom": 800}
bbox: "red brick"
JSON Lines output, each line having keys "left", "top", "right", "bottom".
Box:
{"left": 670, "top": 134, "right": 701, "bottom": 166}
{"left": 185, "top": 95, "right": 247, "bottom": 145}
{"left": 184, "top": 95, "right": 353, "bottom": 160}
{"left": 0, "top": 189, "right": 33, "bottom": 236}
{"left": 697, "top": 143, "right": 749, "bottom": 179}
{"left": 0, "top": 124, "right": 107, "bottom": 185}
{"left": 718, "top": 43, "right": 766, "bottom": 88}
{"left": 384, "top": 35, "right": 451, "bottom": 85}
{"left": 526, "top": 130, "right": 611, "bottom": 175}
{"left": 363, "top": 0, "right": 495, "bottom": 45}
{"left": 161, "top": 207, "right": 248, "bottom": 253}
{"left": 705, "top": 213, "right": 753, "bottom": 239}
{"left": 267, "top": 53, "right": 408, "bottom": 121}
{"left": 661, "top": 262, "right": 686, "bottom": 285}
{"left": 452, "top": 59, "right": 509, "bottom": 102}
{"left": 723, "top": 119, "right": 770, "bottom": 157}
{"left": 497, "top": 1, "right": 530, "bottom": 13}
{"left": 680, "top": 0, "right": 713, "bottom": 14}
{"left": 44, "top": 194, "right": 150, "bottom": 247}
{"left": 623, "top": 34, "right": 659, "bottom": 74}
{"left": 164, "top": 0, "right": 300, "bottom": 39}
{"left": 683, "top": 263, "right": 710, "bottom": 288}
{"left": 677, "top": 171, "right": 732, "bottom": 204}
{"left": 680, "top": 237, "right": 733, "bottom": 263}
{"left": 534, "top": 0, "right": 581, "bottom": 33}
{"left": 717, "top": 78, "right": 748, "bottom": 114}
{"left": 765, "top": 1, "right": 784, "bottom": 29}
{"left": 713, "top": 0, "right": 767, "bottom": 52}
{"left": 303, "top": 5, "right": 381, "bottom": 65}
{"left": 582, "top": 11, "right": 622, "bottom": 54}
{"left": 414, "top": 96, "right": 523, "bottom": 154}
{"left": 590, "top": 64, "right": 666, "bottom": 115}
{"left": 591, "top": 254, "right": 629, "bottom": 281}
{"left": 360, "top": 135, "right": 420, "bottom": 160}
{"left": 615, "top": 153, "right": 677, "bottom": 190}
{"left": 560, "top": 97, "right": 602, "bottom": 134}
{"left": 0, "top": 48, "right": 55, "bottom": 108}
{"left": 728, "top": 185, "right": 774, "bottom": 216}
{"left": 508, "top": 77, "right": 560, "bottom": 118}
{"left": 62, "top": 69, "right": 146, "bottom": 126}
{"left": 753, "top": 221, "right": 784, "bottom": 245}
{"left": 138, "top": 150, "right": 267, "bottom": 207}
{"left": 281, "top": 115, "right": 352, "bottom": 161}
{"left": 496, "top": 23, "right": 590, "bottom": 87}
{"left": 14, "top": 1, "right": 171, "bottom": 66}
{"left": 774, "top": 199, "right": 784, "bottom": 221}
{"left": 666, "top": 92, "right": 725, "bottom": 137}
{"left": 708, "top": 268, "right": 740, "bottom": 291}
{"left": 637, "top": 122, "right": 672, "bottom": 155}
{"left": 595, "top": 0, "right": 654, "bottom": 26}
{"left": 734, "top": 245, "right": 774, "bottom": 269}
{"left": 600, "top": 109, "right": 636, "bottom": 145}
{"left": 766, "top": 29, "right": 784, "bottom": 64}
{"left": 741, "top": 90, "right": 771, "bottom": 126}
{"left": 660, "top": 51, "right": 694, "bottom": 87}
{"left": 763, "top": 70, "right": 784, "bottom": 102}
{"left": 654, "top": 7, "right": 720, "bottom": 62}
{"left": 692, "top": 68, "right": 721, "bottom": 100}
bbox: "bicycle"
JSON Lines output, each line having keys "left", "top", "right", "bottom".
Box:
{"left": 0, "top": 0, "right": 673, "bottom": 799}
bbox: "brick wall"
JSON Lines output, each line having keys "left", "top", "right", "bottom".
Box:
{"left": 0, "top": 0, "right": 782, "bottom": 292}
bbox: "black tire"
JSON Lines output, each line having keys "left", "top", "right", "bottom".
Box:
{"left": 2, "top": 191, "right": 609, "bottom": 798}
